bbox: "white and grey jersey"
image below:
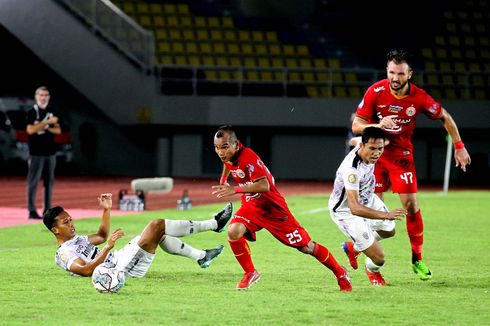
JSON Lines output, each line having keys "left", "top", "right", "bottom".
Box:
{"left": 55, "top": 235, "right": 115, "bottom": 272}
{"left": 328, "top": 145, "right": 376, "bottom": 213}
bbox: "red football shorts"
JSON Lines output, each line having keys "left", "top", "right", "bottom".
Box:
{"left": 230, "top": 204, "right": 311, "bottom": 248}
{"left": 374, "top": 154, "right": 418, "bottom": 194}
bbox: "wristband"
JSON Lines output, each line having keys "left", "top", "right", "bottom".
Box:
{"left": 454, "top": 140, "right": 465, "bottom": 150}
{"left": 234, "top": 186, "right": 243, "bottom": 193}
{"left": 219, "top": 175, "right": 227, "bottom": 184}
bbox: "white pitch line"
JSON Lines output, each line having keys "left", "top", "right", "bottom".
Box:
{"left": 299, "top": 207, "right": 328, "bottom": 215}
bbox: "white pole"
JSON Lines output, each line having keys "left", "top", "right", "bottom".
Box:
{"left": 443, "top": 134, "right": 452, "bottom": 194}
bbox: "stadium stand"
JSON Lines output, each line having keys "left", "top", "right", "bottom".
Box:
{"left": 56, "top": 0, "right": 489, "bottom": 99}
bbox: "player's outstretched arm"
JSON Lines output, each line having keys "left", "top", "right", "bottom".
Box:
{"left": 439, "top": 108, "right": 472, "bottom": 172}
{"left": 88, "top": 193, "right": 113, "bottom": 245}
{"left": 346, "top": 190, "right": 406, "bottom": 220}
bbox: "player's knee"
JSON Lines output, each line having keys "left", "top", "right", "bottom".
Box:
{"left": 227, "top": 226, "right": 241, "bottom": 241}
{"left": 149, "top": 219, "right": 165, "bottom": 235}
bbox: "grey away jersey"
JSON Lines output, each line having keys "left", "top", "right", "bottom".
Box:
{"left": 328, "top": 145, "right": 376, "bottom": 214}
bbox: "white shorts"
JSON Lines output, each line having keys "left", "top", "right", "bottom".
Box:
{"left": 329, "top": 195, "right": 395, "bottom": 251}
{"left": 114, "top": 236, "right": 155, "bottom": 278}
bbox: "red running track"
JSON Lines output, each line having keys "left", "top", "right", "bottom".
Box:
{"left": 0, "top": 176, "right": 331, "bottom": 228}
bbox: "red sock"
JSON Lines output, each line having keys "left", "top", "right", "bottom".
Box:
{"left": 406, "top": 209, "right": 424, "bottom": 262}
{"left": 312, "top": 242, "right": 343, "bottom": 276}
{"left": 228, "top": 237, "right": 255, "bottom": 273}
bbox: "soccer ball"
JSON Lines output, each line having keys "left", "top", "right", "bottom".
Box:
{"left": 91, "top": 263, "right": 125, "bottom": 293}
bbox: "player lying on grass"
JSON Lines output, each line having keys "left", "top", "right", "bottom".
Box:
{"left": 43, "top": 193, "right": 233, "bottom": 278}
{"left": 329, "top": 127, "right": 406, "bottom": 286}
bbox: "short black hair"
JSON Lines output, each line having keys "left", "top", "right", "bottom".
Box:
{"left": 361, "top": 127, "right": 386, "bottom": 144}
{"left": 387, "top": 49, "right": 412, "bottom": 69}
{"left": 43, "top": 206, "right": 64, "bottom": 230}
{"left": 215, "top": 124, "right": 237, "bottom": 141}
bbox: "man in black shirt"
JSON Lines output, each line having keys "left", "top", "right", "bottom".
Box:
{"left": 26, "top": 86, "right": 61, "bottom": 219}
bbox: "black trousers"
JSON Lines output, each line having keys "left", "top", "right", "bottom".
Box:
{"left": 27, "top": 155, "right": 56, "bottom": 214}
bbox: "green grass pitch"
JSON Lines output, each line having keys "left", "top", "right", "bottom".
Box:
{"left": 0, "top": 191, "right": 489, "bottom": 325}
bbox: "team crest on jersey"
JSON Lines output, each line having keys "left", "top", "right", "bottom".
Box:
{"left": 60, "top": 252, "right": 68, "bottom": 263}
{"left": 406, "top": 106, "right": 416, "bottom": 116}
{"left": 347, "top": 173, "right": 357, "bottom": 184}
{"left": 233, "top": 169, "right": 245, "bottom": 179}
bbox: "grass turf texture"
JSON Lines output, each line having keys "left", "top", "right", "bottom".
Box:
{"left": 1, "top": 191, "right": 489, "bottom": 325}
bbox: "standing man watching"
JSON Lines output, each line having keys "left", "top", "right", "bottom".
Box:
{"left": 352, "top": 49, "right": 471, "bottom": 280}
{"left": 26, "top": 86, "right": 61, "bottom": 219}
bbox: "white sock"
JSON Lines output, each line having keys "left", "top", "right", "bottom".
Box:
{"left": 159, "top": 235, "right": 205, "bottom": 261}
{"left": 353, "top": 243, "right": 360, "bottom": 252}
{"left": 365, "top": 257, "right": 384, "bottom": 273}
{"left": 164, "top": 219, "right": 216, "bottom": 237}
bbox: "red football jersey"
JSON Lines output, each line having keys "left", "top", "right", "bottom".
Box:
{"left": 224, "top": 146, "right": 292, "bottom": 218}
{"left": 356, "top": 79, "right": 443, "bottom": 157}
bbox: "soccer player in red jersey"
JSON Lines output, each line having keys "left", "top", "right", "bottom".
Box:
{"left": 211, "top": 125, "right": 352, "bottom": 291}
{"left": 352, "top": 49, "right": 471, "bottom": 280}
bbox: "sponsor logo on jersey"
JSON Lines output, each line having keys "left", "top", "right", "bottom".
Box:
{"left": 392, "top": 118, "right": 411, "bottom": 125}
{"left": 374, "top": 86, "right": 385, "bottom": 92}
{"left": 234, "top": 215, "right": 250, "bottom": 224}
{"left": 406, "top": 106, "right": 416, "bottom": 116}
{"left": 428, "top": 103, "right": 438, "bottom": 114}
{"left": 375, "top": 182, "right": 383, "bottom": 188}
{"left": 388, "top": 105, "right": 404, "bottom": 113}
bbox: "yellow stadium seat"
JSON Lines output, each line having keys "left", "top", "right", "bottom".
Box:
{"left": 157, "top": 42, "right": 171, "bottom": 53}
{"left": 313, "top": 58, "right": 327, "bottom": 68}
{"left": 271, "top": 58, "right": 284, "bottom": 67}
{"left": 288, "top": 72, "right": 301, "bottom": 81}
{"left": 214, "top": 43, "right": 226, "bottom": 54}
{"left": 450, "top": 49, "right": 462, "bottom": 59}
{"left": 285, "top": 58, "right": 298, "bottom": 68}
{"left": 222, "top": 17, "right": 234, "bottom": 28}
{"left": 196, "top": 29, "right": 208, "bottom": 40}
{"left": 149, "top": 4, "right": 162, "bottom": 14}
{"left": 160, "top": 56, "right": 173, "bottom": 65}
{"left": 425, "top": 61, "right": 436, "bottom": 71}
{"left": 260, "top": 71, "right": 273, "bottom": 81}
{"left": 299, "top": 58, "right": 312, "bottom": 68}
{"left": 273, "top": 71, "right": 285, "bottom": 81}
{"left": 421, "top": 48, "right": 433, "bottom": 58}
{"left": 252, "top": 31, "right": 264, "bottom": 42}
{"left": 245, "top": 71, "right": 259, "bottom": 80}
{"left": 257, "top": 58, "right": 270, "bottom": 67}
{"left": 229, "top": 57, "right": 242, "bottom": 67}
{"left": 185, "top": 42, "right": 198, "bottom": 53}
{"left": 188, "top": 56, "right": 200, "bottom": 66}
{"left": 174, "top": 56, "right": 187, "bottom": 65}
{"left": 139, "top": 16, "right": 152, "bottom": 28}
{"left": 302, "top": 72, "right": 315, "bottom": 81}
{"left": 307, "top": 86, "right": 319, "bottom": 97}
{"left": 136, "top": 3, "right": 149, "bottom": 14}
{"left": 349, "top": 87, "right": 361, "bottom": 98}
{"left": 155, "top": 29, "right": 168, "bottom": 40}
{"left": 180, "top": 17, "right": 192, "bottom": 27}
{"left": 216, "top": 57, "right": 229, "bottom": 66}
{"left": 177, "top": 4, "right": 189, "bottom": 14}
{"left": 243, "top": 57, "right": 256, "bottom": 67}
{"left": 153, "top": 16, "right": 165, "bottom": 28}
{"left": 453, "top": 62, "right": 466, "bottom": 72}
{"left": 210, "top": 30, "right": 223, "bottom": 41}
{"left": 241, "top": 44, "right": 254, "bottom": 55}
{"left": 255, "top": 44, "right": 268, "bottom": 55}
{"left": 442, "top": 74, "right": 454, "bottom": 85}
{"left": 208, "top": 17, "right": 220, "bottom": 28}
{"left": 238, "top": 31, "right": 250, "bottom": 41}
{"left": 265, "top": 31, "right": 278, "bottom": 42}
{"left": 169, "top": 29, "right": 181, "bottom": 40}
{"left": 163, "top": 4, "right": 176, "bottom": 14}
{"left": 345, "top": 72, "right": 358, "bottom": 83}
{"left": 200, "top": 42, "right": 212, "bottom": 54}
{"left": 195, "top": 17, "right": 206, "bottom": 27}
{"left": 328, "top": 58, "right": 341, "bottom": 68}
{"left": 202, "top": 57, "right": 215, "bottom": 66}
{"left": 167, "top": 16, "right": 178, "bottom": 27}
{"left": 227, "top": 43, "right": 240, "bottom": 54}
{"left": 317, "top": 72, "right": 328, "bottom": 81}
{"left": 206, "top": 70, "right": 218, "bottom": 80}
{"left": 439, "top": 62, "right": 451, "bottom": 71}
{"left": 297, "top": 45, "right": 309, "bottom": 56}
{"left": 172, "top": 42, "right": 184, "bottom": 53}
{"left": 224, "top": 30, "right": 236, "bottom": 41}
{"left": 435, "top": 35, "right": 445, "bottom": 46}
{"left": 122, "top": 3, "right": 135, "bottom": 14}
{"left": 269, "top": 44, "right": 281, "bottom": 56}
{"left": 283, "top": 45, "right": 295, "bottom": 56}
{"left": 334, "top": 86, "right": 348, "bottom": 97}
{"left": 183, "top": 30, "right": 195, "bottom": 40}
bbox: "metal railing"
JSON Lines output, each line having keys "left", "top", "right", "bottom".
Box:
{"left": 157, "top": 65, "right": 489, "bottom": 98}
{"left": 56, "top": 0, "right": 155, "bottom": 71}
